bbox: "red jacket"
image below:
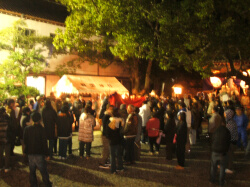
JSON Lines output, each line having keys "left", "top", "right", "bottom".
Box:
{"left": 146, "top": 118, "right": 160, "bottom": 137}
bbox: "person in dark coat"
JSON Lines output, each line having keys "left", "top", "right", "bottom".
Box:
{"left": 123, "top": 105, "right": 138, "bottom": 165}
{"left": 99, "top": 104, "right": 114, "bottom": 168}
{"left": 6, "top": 99, "right": 18, "bottom": 156}
{"left": 175, "top": 111, "right": 187, "bottom": 169}
{"left": 24, "top": 112, "right": 52, "bottom": 187}
{"left": 156, "top": 102, "right": 165, "bottom": 130}
{"left": 99, "top": 97, "right": 109, "bottom": 119}
{"left": 72, "top": 97, "right": 82, "bottom": 131}
{"left": 164, "top": 109, "right": 176, "bottom": 160}
{"left": 41, "top": 99, "right": 57, "bottom": 159}
{"left": 57, "top": 106, "right": 72, "bottom": 159}
{"left": 0, "top": 107, "right": 14, "bottom": 172}
{"left": 20, "top": 106, "right": 32, "bottom": 162}
{"left": 106, "top": 108, "right": 124, "bottom": 174}
{"left": 119, "top": 104, "right": 128, "bottom": 122}
{"left": 210, "top": 123, "right": 231, "bottom": 186}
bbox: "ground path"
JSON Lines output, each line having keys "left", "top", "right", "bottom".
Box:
{"left": 0, "top": 123, "right": 249, "bottom": 187}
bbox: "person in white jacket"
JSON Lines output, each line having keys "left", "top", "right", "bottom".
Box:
{"left": 139, "top": 101, "right": 151, "bottom": 143}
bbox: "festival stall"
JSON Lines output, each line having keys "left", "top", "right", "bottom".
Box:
{"left": 109, "top": 92, "right": 146, "bottom": 108}
{"left": 52, "top": 74, "right": 129, "bottom": 97}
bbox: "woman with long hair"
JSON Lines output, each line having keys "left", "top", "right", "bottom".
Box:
{"left": 175, "top": 111, "right": 187, "bottom": 170}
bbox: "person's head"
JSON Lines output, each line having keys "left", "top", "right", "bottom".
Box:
{"left": 0, "top": 107, "right": 6, "bottom": 116}
{"left": 86, "top": 100, "right": 92, "bottom": 107}
{"left": 29, "top": 99, "right": 34, "bottom": 105}
{"left": 157, "top": 102, "right": 162, "bottom": 109}
{"left": 84, "top": 105, "right": 92, "bottom": 114}
{"left": 227, "top": 100, "right": 233, "bottom": 107}
{"left": 31, "top": 112, "right": 41, "bottom": 123}
{"left": 192, "top": 102, "right": 198, "bottom": 110}
{"left": 112, "top": 108, "right": 120, "bottom": 117}
{"left": 19, "top": 94, "right": 25, "bottom": 101}
{"left": 224, "top": 109, "right": 234, "bottom": 121}
{"left": 22, "top": 106, "right": 31, "bottom": 115}
{"left": 45, "top": 99, "right": 52, "bottom": 108}
{"left": 143, "top": 101, "right": 148, "bottom": 105}
{"left": 179, "top": 102, "right": 186, "bottom": 109}
{"left": 193, "top": 96, "right": 199, "bottom": 103}
{"left": 151, "top": 112, "right": 158, "bottom": 118}
{"left": 106, "top": 104, "right": 114, "bottom": 113}
{"left": 212, "top": 106, "right": 219, "bottom": 114}
{"left": 120, "top": 104, "right": 126, "bottom": 110}
{"left": 61, "top": 105, "right": 69, "bottom": 113}
{"left": 36, "top": 96, "right": 41, "bottom": 102}
{"left": 135, "top": 107, "right": 140, "bottom": 114}
{"left": 178, "top": 111, "right": 186, "bottom": 122}
{"left": 165, "top": 110, "right": 174, "bottom": 119}
{"left": 7, "top": 99, "right": 15, "bottom": 109}
{"left": 235, "top": 106, "right": 243, "bottom": 116}
{"left": 127, "top": 104, "right": 135, "bottom": 114}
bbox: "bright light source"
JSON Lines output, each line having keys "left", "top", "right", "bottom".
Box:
{"left": 150, "top": 90, "right": 156, "bottom": 97}
{"left": 121, "top": 94, "right": 125, "bottom": 99}
{"left": 210, "top": 77, "right": 222, "bottom": 88}
{"left": 52, "top": 76, "right": 79, "bottom": 98}
{"left": 212, "top": 70, "right": 220, "bottom": 74}
{"left": 247, "top": 69, "right": 250, "bottom": 76}
{"left": 240, "top": 80, "right": 249, "bottom": 88}
{"left": 26, "top": 76, "right": 45, "bottom": 94}
{"left": 243, "top": 71, "right": 248, "bottom": 76}
{"left": 173, "top": 87, "right": 182, "bottom": 95}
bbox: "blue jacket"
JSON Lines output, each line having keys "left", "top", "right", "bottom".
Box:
{"left": 234, "top": 114, "right": 248, "bottom": 129}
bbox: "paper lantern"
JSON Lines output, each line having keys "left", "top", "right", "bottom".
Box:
{"left": 210, "top": 77, "right": 222, "bottom": 88}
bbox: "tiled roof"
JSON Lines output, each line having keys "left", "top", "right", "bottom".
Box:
{"left": 0, "top": 0, "right": 68, "bottom": 24}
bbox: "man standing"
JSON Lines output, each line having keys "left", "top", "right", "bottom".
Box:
{"left": 99, "top": 104, "right": 114, "bottom": 168}
{"left": 41, "top": 99, "right": 57, "bottom": 160}
{"left": 6, "top": 99, "right": 18, "bottom": 156}
{"left": 123, "top": 105, "right": 138, "bottom": 165}
{"left": 139, "top": 101, "right": 150, "bottom": 144}
{"left": 0, "top": 107, "right": 14, "bottom": 172}
{"left": 210, "top": 122, "right": 231, "bottom": 186}
{"left": 24, "top": 112, "right": 52, "bottom": 187}
{"left": 234, "top": 105, "right": 248, "bottom": 149}
{"left": 209, "top": 106, "right": 223, "bottom": 139}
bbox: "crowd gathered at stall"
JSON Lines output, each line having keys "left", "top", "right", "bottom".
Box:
{"left": 0, "top": 91, "right": 250, "bottom": 186}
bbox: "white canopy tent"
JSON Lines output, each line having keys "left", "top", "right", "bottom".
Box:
{"left": 52, "top": 75, "right": 129, "bottom": 97}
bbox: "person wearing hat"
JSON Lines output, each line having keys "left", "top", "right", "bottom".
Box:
{"left": 234, "top": 105, "right": 248, "bottom": 149}
{"left": 23, "top": 112, "right": 52, "bottom": 187}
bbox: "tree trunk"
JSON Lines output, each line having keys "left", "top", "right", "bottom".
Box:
{"left": 134, "top": 60, "right": 140, "bottom": 93}
{"left": 131, "top": 59, "right": 140, "bottom": 94}
{"left": 144, "top": 59, "right": 153, "bottom": 93}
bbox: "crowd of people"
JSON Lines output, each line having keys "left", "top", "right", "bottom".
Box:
{"left": 0, "top": 91, "right": 249, "bottom": 186}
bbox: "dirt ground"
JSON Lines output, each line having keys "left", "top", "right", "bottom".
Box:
{"left": 0, "top": 128, "right": 249, "bottom": 187}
